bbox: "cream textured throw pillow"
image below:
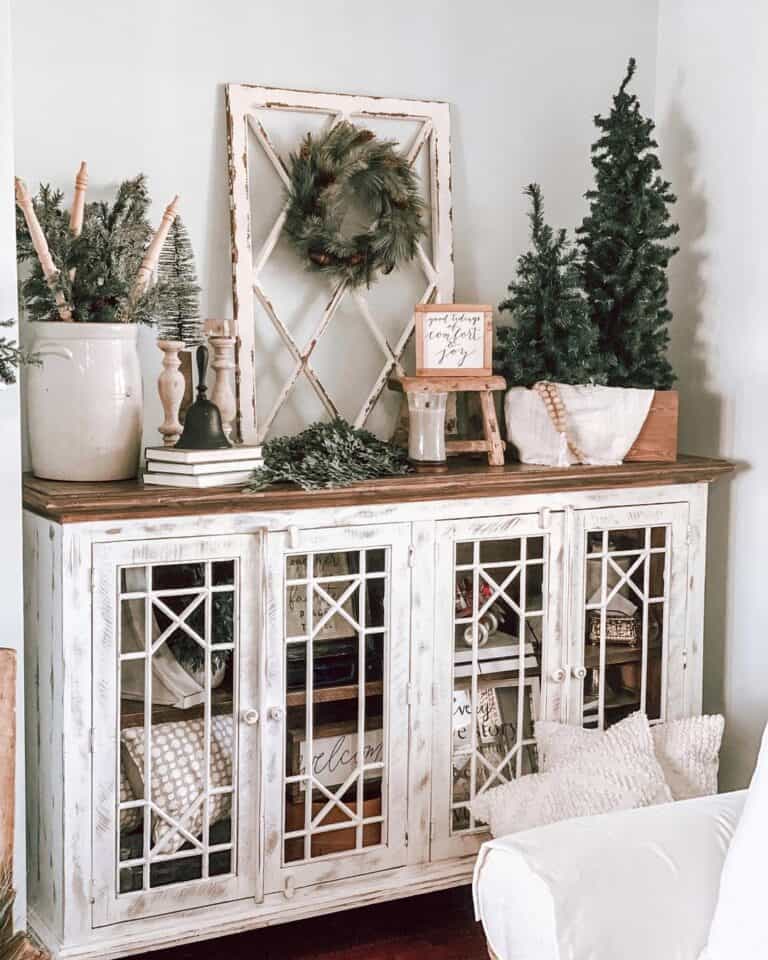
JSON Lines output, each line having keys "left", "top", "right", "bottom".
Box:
{"left": 471, "top": 712, "right": 671, "bottom": 837}
{"left": 537, "top": 714, "right": 724, "bottom": 800}
{"left": 652, "top": 715, "right": 724, "bottom": 800}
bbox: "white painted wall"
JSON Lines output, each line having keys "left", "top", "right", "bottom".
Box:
{"left": 10, "top": 0, "right": 659, "bottom": 448}
{"left": 655, "top": 2, "right": 768, "bottom": 789}
{"left": 0, "top": 0, "right": 26, "bottom": 929}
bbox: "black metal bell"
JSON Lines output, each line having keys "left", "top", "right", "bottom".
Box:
{"left": 175, "top": 345, "right": 232, "bottom": 450}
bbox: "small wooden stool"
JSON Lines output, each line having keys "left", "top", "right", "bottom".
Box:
{"left": 391, "top": 374, "right": 507, "bottom": 466}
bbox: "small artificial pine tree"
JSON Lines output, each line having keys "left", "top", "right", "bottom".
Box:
{"left": 577, "top": 58, "right": 679, "bottom": 389}
{"left": 155, "top": 216, "right": 203, "bottom": 345}
{"left": 494, "top": 184, "right": 604, "bottom": 388}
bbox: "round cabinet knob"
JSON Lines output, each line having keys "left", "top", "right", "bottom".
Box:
{"left": 550, "top": 668, "right": 566, "bottom": 683}
{"left": 572, "top": 665, "right": 588, "bottom": 680}
{"left": 268, "top": 706, "right": 284, "bottom": 722}
{"left": 242, "top": 708, "right": 259, "bottom": 726}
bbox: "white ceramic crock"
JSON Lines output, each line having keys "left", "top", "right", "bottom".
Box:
{"left": 27, "top": 322, "right": 143, "bottom": 481}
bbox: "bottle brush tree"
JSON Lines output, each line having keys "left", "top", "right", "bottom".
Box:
{"left": 577, "top": 57, "right": 679, "bottom": 389}
{"left": 494, "top": 184, "right": 604, "bottom": 388}
{"left": 155, "top": 216, "right": 204, "bottom": 345}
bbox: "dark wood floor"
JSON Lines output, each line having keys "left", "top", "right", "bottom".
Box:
{"left": 129, "top": 886, "right": 488, "bottom": 959}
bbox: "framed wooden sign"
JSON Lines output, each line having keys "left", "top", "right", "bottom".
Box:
{"left": 414, "top": 304, "right": 493, "bottom": 376}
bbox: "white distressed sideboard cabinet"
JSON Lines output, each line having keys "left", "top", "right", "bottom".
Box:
{"left": 22, "top": 457, "right": 731, "bottom": 959}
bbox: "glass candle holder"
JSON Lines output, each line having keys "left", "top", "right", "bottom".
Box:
{"left": 407, "top": 391, "right": 448, "bottom": 464}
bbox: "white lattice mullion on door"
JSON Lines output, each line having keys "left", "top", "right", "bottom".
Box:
{"left": 516, "top": 539, "right": 528, "bottom": 778}
{"left": 227, "top": 85, "right": 453, "bottom": 443}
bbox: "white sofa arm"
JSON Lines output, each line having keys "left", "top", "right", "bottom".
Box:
{"left": 473, "top": 791, "right": 745, "bottom": 960}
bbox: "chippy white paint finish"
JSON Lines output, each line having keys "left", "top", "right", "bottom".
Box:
{"left": 225, "top": 84, "right": 453, "bottom": 444}
{"left": 429, "top": 513, "right": 566, "bottom": 863}
{"left": 91, "top": 535, "right": 262, "bottom": 926}
{"left": 263, "top": 523, "right": 411, "bottom": 894}
{"left": 567, "top": 502, "right": 690, "bottom": 729}
{"left": 24, "top": 480, "right": 710, "bottom": 960}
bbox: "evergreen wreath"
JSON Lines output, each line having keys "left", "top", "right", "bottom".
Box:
{"left": 284, "top": 121, "right": 426, "bottom": 288}
{"left": 248, "top": 418, "right": 411, "bottom": 491}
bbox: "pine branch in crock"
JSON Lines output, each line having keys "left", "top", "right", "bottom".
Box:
{"left": 494, "top": 183, "right": 604, "bottom": 388}
{"left": 15, "top": 173, "right": 160, "bottom": 324}
{"left": 577, "top": 58, "right": 680, "bottom": 390}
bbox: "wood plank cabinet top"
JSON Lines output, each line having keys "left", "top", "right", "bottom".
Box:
{"left": 22, "top": 455, "right": 734, "bottom": 524}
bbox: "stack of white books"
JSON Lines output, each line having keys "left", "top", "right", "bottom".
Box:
{"left": 142, "top": 445, "right": 263, "bottom": 488}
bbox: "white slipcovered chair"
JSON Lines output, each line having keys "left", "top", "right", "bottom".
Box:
{"left": 473, "top": 724, "right": 768, "bottom": 960}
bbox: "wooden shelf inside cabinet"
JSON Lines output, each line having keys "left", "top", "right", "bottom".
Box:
{"left": 584, "top": 640, "right": 662, "bottom": 669}
{"left": 120, "top": 689, "right": 233, "bottom": 729}
{"left": 604, "top": 690, "right": 642, "bottom": 712}
{"left": 286, "top": 681, "right": 384, "bottom": 708}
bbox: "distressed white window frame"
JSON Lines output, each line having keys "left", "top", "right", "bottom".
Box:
{"left": 225, "top": 84, "right": 454, "bottom": 444}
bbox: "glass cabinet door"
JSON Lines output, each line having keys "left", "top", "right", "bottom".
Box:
{"left": 568, "top": 504, "right": 690, "bottom": 731}
{"left": 92, "top": 535, "right": 260, "bottom": 926}
{"left": 430, "top": 513, "right": 565, "bottom": 861}
{"left": 263, "top": 523, "right": 411, "bottom": 893}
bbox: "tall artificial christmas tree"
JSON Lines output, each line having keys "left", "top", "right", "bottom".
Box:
{"left": 494, "top": 184, "right": 604, "bottom": 388}
{"left": 155, "top": 216, "right": 203, "bottom": 345}
{"left": 577, "top": 58, "right": 679, "bottom": 389}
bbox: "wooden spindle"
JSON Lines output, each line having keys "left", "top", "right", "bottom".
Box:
{"left": 69, "top": 161, "right": 88, "bottom": 237}
{"left": 15, "top": 177, "right": 72, "bottom": 321}
{"left": 133, "top": 195, "right": 179, "bottom": 299}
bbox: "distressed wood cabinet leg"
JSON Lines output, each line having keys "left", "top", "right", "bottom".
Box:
{"left": 479, "top": 391, "right": 505, "bottom": 466}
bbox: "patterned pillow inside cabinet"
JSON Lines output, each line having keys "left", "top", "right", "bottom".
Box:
{"left": 119, "top": 769, "right": 142, "bottom": 831}
{"left": 121, "top": 716, "right": 233, "bottom": 854}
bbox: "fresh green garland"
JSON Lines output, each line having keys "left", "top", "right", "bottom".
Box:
{"left": 248, "top": 419, "right": 411, "bottom": 491}
{"left": 284, "top": 121, "right": 425, "bottom": 288}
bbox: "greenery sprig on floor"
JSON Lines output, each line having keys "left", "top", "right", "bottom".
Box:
{"left": 248, "top": 419, "right": 411, "bottom": 491}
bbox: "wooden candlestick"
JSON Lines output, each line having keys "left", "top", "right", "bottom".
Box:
{"left": 15, "top": 177, "right": 72, "bottom": 321}
{"left": 69, "top": 161, "right": 88, "bottom": 236}
{"left": 209, "top": 335, "right": 237, "bottom": 441}
{"left": 157, "top": 340, "right": 186, "bottom": 446}
{"left": 133, "top": 195, "right": 179, "bottom": 298}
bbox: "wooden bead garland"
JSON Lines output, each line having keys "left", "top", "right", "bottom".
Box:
{"left": 533, "top": 381, "right": 587, "bottom": 463}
